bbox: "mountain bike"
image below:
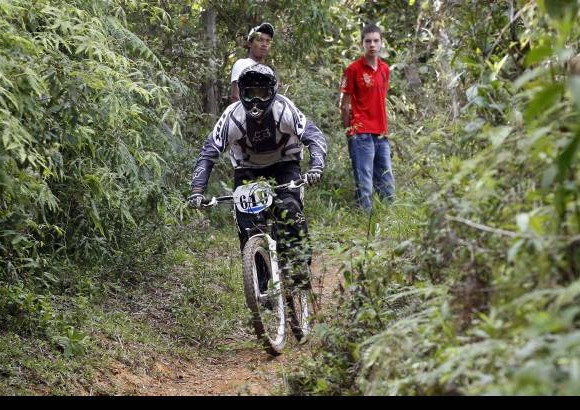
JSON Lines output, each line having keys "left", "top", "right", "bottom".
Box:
{"left": 193, "top": 177, "right": 318, "bottom": 356}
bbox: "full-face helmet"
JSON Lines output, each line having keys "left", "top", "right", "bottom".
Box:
{"left": 238, "top": 64, "right": 278, "bottom": 120}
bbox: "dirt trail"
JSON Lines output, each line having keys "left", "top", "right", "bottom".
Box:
{"left": 97, "top": 254, "right": 342, "bottom": 396}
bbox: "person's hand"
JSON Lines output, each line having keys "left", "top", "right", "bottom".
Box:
{"left": 188, "top": 193, "right": 205, "bottom": 209}
{"left": 304, "top": 168, "right": 322, "bottom": 186}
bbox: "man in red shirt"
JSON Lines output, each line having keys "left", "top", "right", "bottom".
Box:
{"left": 340, "top": 24, "right": 394, "bottom": 211}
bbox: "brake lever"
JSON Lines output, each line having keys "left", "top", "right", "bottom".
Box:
{"left": 201, "top": 197, "right": 218, "bottom": 207}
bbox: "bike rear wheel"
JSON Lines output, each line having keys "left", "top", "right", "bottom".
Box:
{"left": 287, "top": 265, "right": 318, "bottom": 343}
{"left": 242, "top": 235, "right": 286, "bottom": 355}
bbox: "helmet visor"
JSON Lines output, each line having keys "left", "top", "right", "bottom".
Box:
{"left": 241, "top": 86, "right": 273, "bottom": 102}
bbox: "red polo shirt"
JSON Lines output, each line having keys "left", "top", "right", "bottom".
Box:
{"left": 340, "top": 56, "right": 390, "bottom": 135}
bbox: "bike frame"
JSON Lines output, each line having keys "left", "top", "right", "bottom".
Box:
{"left": 203, "top": 179, "right": 305, "bottom": 285}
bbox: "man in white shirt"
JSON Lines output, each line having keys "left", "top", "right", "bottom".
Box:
{"left": 230, "top": 23, "right": 274, "bottom": 103}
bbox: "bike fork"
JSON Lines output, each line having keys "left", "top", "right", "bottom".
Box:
{"left": 264, "top": 234, "right": 280, "bottom": 283}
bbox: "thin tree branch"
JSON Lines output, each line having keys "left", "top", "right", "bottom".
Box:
{"left": 446, "top": 215, "right": 518, "bottom": 237}
{"left": 446, "top": 215, "right": 580, "bottom": 244}
{"left": 486, "top": 1, "right": 532, "bottom": 58}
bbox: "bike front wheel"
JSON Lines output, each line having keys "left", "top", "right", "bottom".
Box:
{"left": 242, "top": 235, "right": 286, "bottom": 356}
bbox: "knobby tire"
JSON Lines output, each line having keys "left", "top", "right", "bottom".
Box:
{"left": 242, "top": 235, "right": 286, "bottom": 356}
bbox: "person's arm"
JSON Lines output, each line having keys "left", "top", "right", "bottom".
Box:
{"left": 230, "top": 81, "right": 240, "bottom": 103}
{"left": 230, "top": 60, "right": 243, "bottom": 103}
{"left": 300, "top": 120, "right": 327, "bottom": 172}
{"left": 191, "top": 107, "right": 234, "bottom": 193}
{"left": 382, "top": 64, "right": 390, "bottom": 137}
{"left": 340, "top": 92, "right": 351, "bottom": 129}
{"left": 339, "top": 69, "right": 353, "bottom": 133}
{"left": 190, "top": 134, "right": 220, "bottom": 194}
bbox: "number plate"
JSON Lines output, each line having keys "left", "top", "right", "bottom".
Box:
{"left": 233, "top": 182, "right": 273, "bottom": 214}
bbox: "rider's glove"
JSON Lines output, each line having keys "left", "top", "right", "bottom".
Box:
{"left": 188, "top": 193, "right": 205, "bottom": 209}
{"left": 304, "top": 168, "right": 322, "bottom": 186}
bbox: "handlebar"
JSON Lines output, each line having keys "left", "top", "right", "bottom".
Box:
{"left": 274, "top": 177, "right": 307, "bottom": 190}
{"left": 191, "top": 177, "right": 308, "bottom": 209}
{"left": 201, "top": 195, "right": 231, "bottom": 207}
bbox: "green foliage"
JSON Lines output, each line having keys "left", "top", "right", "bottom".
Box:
{"left": 0, "top": 1, "right": 195, "bottom": 371}
{"left": 289, "top": 0, "right": 580, "bottom": 396}
{"left": 0, "top": 282, "right": 56, "bottom": 335}
{"left": 171, "top": 230, "right": 247, "bottom": 349}
{"left": 1, "top": 0, "right": 579, "bottom": 397}
{"left": 52, "top": 325, "right": 90, "bottom": 358}
{"left": 0, "top": 0, "right": 185, "bottom": 283}
{"left": 0, "top": 332, "right": 90, "bottom": 395}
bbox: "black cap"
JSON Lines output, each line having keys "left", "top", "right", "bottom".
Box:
{"left": 247, "top": 22, "right": 274, "bottom": 41}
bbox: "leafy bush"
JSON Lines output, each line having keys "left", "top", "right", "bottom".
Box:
{"left": 289, "top": 0, "right": 580, "bottom": 396}
{"left": 0, "top": 0, "right": 186, "bottom": 284}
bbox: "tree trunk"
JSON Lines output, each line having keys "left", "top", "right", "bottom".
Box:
{"left": 203, "top": 8, "right": 219, "bottom": 115}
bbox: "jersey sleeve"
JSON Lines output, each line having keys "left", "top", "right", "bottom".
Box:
{"left": 190, "top": 105, "right": 236, "bottom": 193}
{"left": 301, "top": 120, "right": 327, "bottom": 171}
{"left": 277, "top": 95, "right": 307, "bottom": 137}
{"left": 277, "top": 96, "right": 327, "bottom": 171}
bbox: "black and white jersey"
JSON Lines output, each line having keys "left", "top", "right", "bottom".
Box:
{"left": 191, "top": 94, "right": 327, "bottom": 193}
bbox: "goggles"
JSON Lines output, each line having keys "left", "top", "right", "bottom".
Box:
{"left": 241, "top": 87, "right": 273, "bottom": 102}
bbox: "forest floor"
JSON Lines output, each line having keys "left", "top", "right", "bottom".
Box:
{"left": 89, "top": 254, "right": 343, "bottom": 396}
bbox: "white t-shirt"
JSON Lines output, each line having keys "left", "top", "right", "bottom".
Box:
{"left": 230, "top": 58, "right": 259, "bottom": 83}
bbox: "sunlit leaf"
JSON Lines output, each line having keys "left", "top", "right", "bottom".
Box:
{"left": 487, "top": 126, "right": 512, "bottom": 147}
{"left": 541, "top": 164, "right": 557, "bottom": 189}
{"left": 516, "top": 213, "right": 530, "bottom": 232}
{"left": 524, "top": 83, "right": 564, "bottom": 122}
{"left": 556, "top": 132, "right": 580, "bottom": 182}
{"left": 524, "top": 44, "right": 553, "bottom": 66}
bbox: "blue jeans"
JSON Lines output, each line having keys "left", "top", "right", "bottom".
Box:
{"left": 348, "top": 133, "right": 395, "bottom": 210}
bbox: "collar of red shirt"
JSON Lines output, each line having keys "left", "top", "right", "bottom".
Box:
{"left": 359, "top": 56, "right": 385, "bottom": 71}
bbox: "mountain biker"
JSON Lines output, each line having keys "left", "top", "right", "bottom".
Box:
{"left": 189, "top": 64, "right": 327, "bottom": 287}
